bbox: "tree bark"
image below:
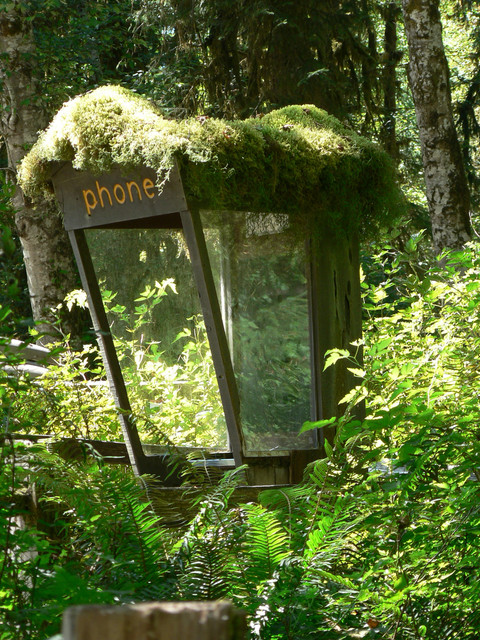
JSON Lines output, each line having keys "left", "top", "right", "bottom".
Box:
{"left": 0, "top": 1, "right": 80, "bottom": 341}
{"left": 381, "top": 2, "right": 401, "bottom": 159}
{"left": 401, "top": 0, "right": 471, "bottom": 253}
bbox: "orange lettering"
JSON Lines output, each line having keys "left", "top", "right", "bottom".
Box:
{"left": 126, "top": 181, "right": 142, "bottom": 202}
{"left": 113, "top": 183, "right": 126, "bottom": 204}
{"left": 82, "top": 189, "right": 97, "bottom": 216}
{"left": 143, "top": 178, "right": 155, "bottom": 199}
{"left": 96, "top": 181, "right": 113, "bottom": 208}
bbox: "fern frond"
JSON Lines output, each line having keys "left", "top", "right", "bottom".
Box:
{"left": 171, "top": 465, "right": 247, "bottom": 555}
{"left": 178, "top": 537, "right": 229, "bottom": 600}
{"left": 259, "top": 484, "right": 312, "bottom": 511}
{"left": 308, "top": 567, "right": 357, "bottom": 591}
{"left": 308, "top": 457, "right": 330, "bottom": 491}
{"left": 303, "top": 495, "right": 360, "bottom": 564}
{"left": 242, "top": 503, "right": 291, "bottom": 584}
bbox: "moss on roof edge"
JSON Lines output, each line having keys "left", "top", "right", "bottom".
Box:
{"left": 18, "top": 85, "right": 405, "bottom": 237}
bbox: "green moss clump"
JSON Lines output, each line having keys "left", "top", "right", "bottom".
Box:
{"left": 18, "top": 85, "right": 404, "bottom": 236}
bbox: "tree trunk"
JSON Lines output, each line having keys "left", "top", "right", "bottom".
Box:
{"left": 401, "top": 0, "right": 471, "bottom": 253}
{"left": 381, "top": 2, "right": 401, "bottom": 159}
{"left": 0, "top": 1, "right": 80, "bottom": 341}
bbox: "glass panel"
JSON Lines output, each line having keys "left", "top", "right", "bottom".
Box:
{"left": 85, "top": 227, "right": 227, "bottom": 450}
{"left": 201, "top": 211, "right": 316, "bottom": 454}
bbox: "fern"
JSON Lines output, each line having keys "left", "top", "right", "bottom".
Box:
{"left": 178, "top": 536, "right": 230, "bottom": 600}
{"left": 164, "top": 465, "right": 247, "bottom": 601}
{"left": 241, "top": 503, "right": 291, "bottom": 585}
{"left": 20, "top": 447, "right": 174, "bottom": 602}
{"left": 304, "top": 496, "right": 360, "bottom": 561}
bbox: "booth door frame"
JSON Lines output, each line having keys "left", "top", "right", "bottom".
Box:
{"left": 68, "top": 211, "right": 245, "bottom": 476}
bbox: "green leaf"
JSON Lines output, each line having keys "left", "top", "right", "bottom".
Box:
{"left": 323, "top": 349, "right": 350, "bottom": 370}
{"left": 394, "top": 574, "right": 408, "bottom": 591}
{"left": 367, "top": 337, "right": 392, "bottom": 356}
{"left": 339, "top": 385, "right": 368, "bottom": 406}
{"left": 324, "top": 439, "right": 333, "bottom": 460}
{"left": 347, "top": 367, "right": 365, "bottom": 377}
{"left": 300, "top": 416, "right": 336, "bottom": 433}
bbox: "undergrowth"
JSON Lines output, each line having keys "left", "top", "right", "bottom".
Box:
{"left": 2, "top": 238, "right": 480, "bottom": 639}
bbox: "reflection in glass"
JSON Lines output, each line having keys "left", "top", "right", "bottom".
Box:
{"left": 85, "top": 228, "right": 227, "bottom": 449}
{"left": 201, "top": 211, "right": 316, "bottom": 454}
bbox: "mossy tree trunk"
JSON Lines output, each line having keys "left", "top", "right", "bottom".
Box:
{"left": 402, "top": 0, "right": 471, "bottom": 254}
{"left": 0, "top": 1, "right": 80, "bottom": 342}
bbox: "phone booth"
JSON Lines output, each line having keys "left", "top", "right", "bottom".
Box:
{"left": 19, "top": 86, "right": 401, "bottom": 485}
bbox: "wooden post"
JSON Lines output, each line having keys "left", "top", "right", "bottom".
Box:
{"left": 62, "top": 601, "right": 247, "bottom": 640}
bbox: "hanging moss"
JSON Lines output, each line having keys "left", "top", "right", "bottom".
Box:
{"left": 18, "top": 85, "right": 404, "bottom": 237}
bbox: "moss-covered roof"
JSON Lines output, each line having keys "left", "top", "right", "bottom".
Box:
{"left": 18, "top": 85, "right": 403, "bottom": 236}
